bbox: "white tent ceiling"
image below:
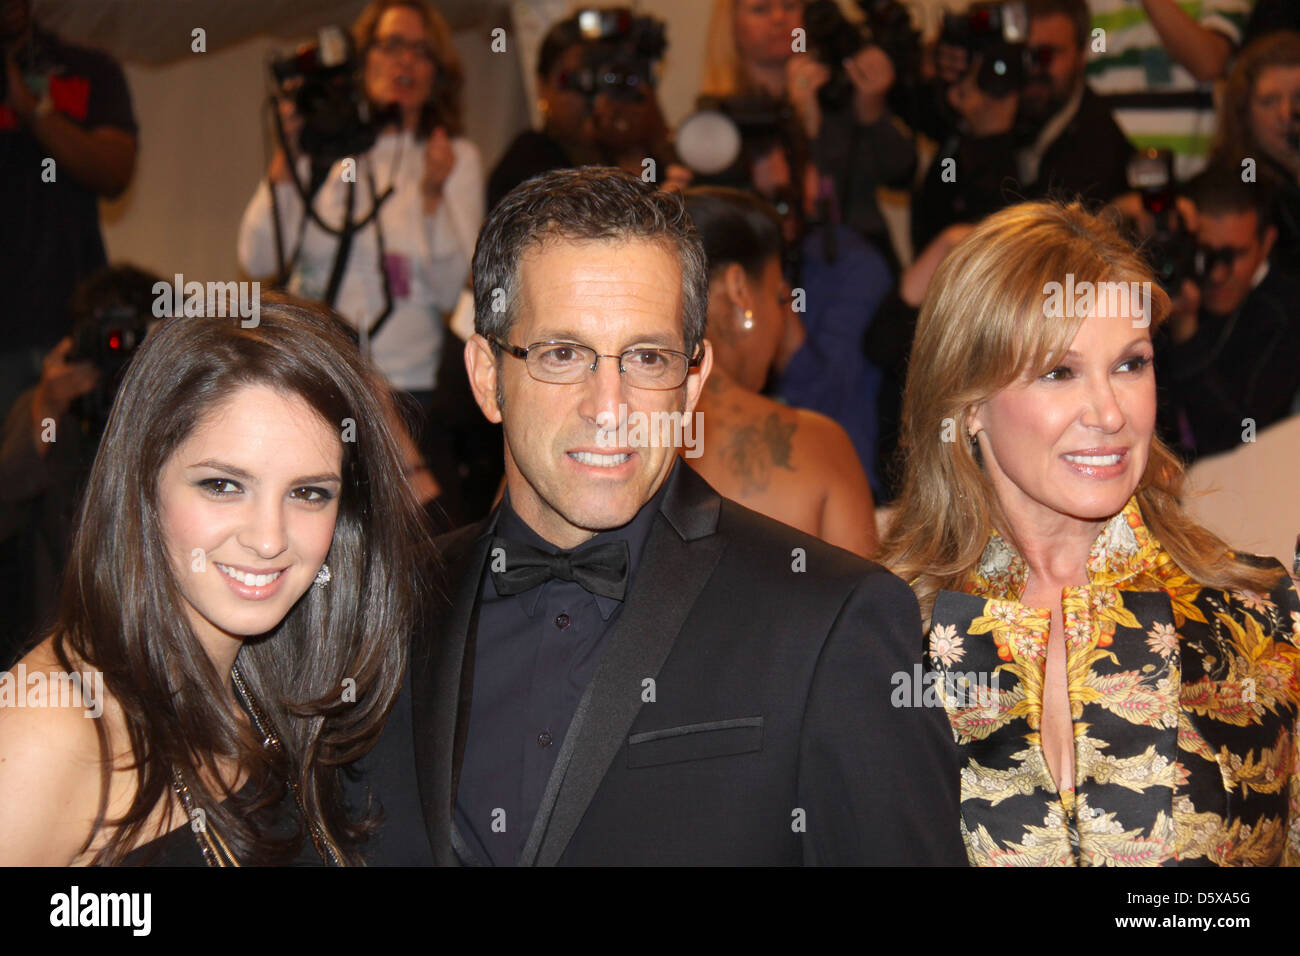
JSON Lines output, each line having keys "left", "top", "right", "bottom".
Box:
{"left": 32, "top": 0, "right": 504, "bottom": 64}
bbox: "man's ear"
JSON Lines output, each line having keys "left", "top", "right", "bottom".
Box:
{"left": 1261, "top": 224, "right": 1278, "bottom": 261}
{"left": 683, "top": 338, "right": 713, "bottom": 415}
{"left": 464, "top": 334, "right": 503, "bottom": 424}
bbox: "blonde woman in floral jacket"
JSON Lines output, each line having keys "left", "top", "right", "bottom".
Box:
{"left": 882, "top": 199, "right": 1300, "bottom": 867}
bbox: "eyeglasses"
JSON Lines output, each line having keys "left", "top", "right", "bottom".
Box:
{"left": 372, "top": 36, "right": 435, "bottom": 61}
{"left": 1195, "top": 243, "right": 1251, "bottom": 275}
{"left": 487, "top": 334, "right": 700, "bottom": 390}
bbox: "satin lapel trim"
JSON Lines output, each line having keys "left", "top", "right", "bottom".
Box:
{"left": 411, "top": 520, "right": 495, "bottom": 866}
{"left": 524, "top": 512, "right": 727, "bottom": 866}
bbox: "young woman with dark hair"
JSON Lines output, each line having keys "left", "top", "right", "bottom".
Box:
{"left": 0, "top": 294, "right": 433, "bottom": 865}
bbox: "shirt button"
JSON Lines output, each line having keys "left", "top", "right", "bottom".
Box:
{"left": 538, "top": 731, "right": 553, "bottom": 748}
{"left": 554, "top": 613, "right": 570, "bottom": 630}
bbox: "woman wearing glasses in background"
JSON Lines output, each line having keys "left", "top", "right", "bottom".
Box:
{"left": 0, "top": 296, "right": 432, "bottom": 864}
{"left": 239, "top": 0, "right": 482, "bottom": 521}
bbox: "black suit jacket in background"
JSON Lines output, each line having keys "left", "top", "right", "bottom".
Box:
{"left": 913, "top": 84, "right": 1134, "bottom": 251}
{"left": 356, "top": 464, "right": 966, "bottom": 865}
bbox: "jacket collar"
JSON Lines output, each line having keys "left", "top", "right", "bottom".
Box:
{"left": 419, "top": 460, "right": 724, "bottom": 866}
{"left": 968, "top": 496, "right": 1161, "bottom": 600}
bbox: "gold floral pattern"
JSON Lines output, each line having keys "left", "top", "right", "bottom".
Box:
{"left": 929, "top": 497, "right": 1300, "bottom": 866}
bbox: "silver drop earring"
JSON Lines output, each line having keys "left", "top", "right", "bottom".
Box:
{"left": 313, "top": 564, "right": 331, "bottom": 589}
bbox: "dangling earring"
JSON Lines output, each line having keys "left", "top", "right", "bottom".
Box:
{"left": 736, "top": 307, "right": 754, "bottom": 330}
{"left": 968, "top": 429, "right": 981, "bottom": 458}
{"left": 313, "top": 564, "right": 331, "bottom": 589}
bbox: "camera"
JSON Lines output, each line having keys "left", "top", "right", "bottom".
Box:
{"left": 1127, "top": 148, "right": 1197, "bottom": 294}
{"left": 552, "top": 9, "right": 670, "bottom": 164}
{"left": 677, "top": 95, "right": 801, "bottom": 180}
{"left": 270, "top": 26, "right": 399, "bottom": 189}
{"left": 67, "top": 304, "right": 152, "bottom": 432}
{"left": 68, "top": 305, "right": 148, "bottom": 372}
{"left": 940, "top": 1, "right": 1030, "bottom": 97}
{"left": 802, "top": 0, "right": 920, "bottom": 112}
{"left": 554, "top": 9, "right": 666, "bottom": 103}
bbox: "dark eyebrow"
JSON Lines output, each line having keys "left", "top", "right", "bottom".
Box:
{"left": 529, "top": 331, "right": 683, "bottom": 351}
{"left": 624, "top": 336, "right": 683, "bottom": 351}
{"left": 189, "top": 459, "right": 342, "bottom": 486}
{"left": 1062, "top": 337, "right": 1153, "bottom": 359}
{"left": 528, "top": 330, "right": 589, "bottom": 345}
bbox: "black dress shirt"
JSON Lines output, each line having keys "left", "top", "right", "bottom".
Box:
{"left": 453, "top": 477, "right": 669, "bottom": 865}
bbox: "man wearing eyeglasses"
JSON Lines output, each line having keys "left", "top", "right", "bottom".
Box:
{"left": 1157, "top": 162, "right": 1300, "bottom": 461}
{"left": 356, "top": 166, "right": 966, "bottom": 866}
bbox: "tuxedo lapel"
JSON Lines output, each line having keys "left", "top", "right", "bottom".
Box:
{"left": 410, "top": 516, "right": 497, "bottom": 866}
{"left": 527, "top": 465, "right": 726, "bottom": 866}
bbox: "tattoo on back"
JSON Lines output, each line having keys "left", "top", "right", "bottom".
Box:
{"left": 721, "top": 412, "right": 797, "bottom": 494}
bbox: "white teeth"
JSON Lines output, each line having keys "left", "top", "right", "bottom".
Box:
{"left": 1064, "top": 454, "right": 1122, "bottom": 466}
{"left": 216, "top": 564, "right": 281, "bottom": 588}
{"left": 570, "top": 451, "right": 630, "bottom": 468}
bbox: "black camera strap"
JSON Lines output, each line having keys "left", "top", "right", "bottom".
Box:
{"left": 362, "top": 162, "right": 395, "bottom": 340}
{"left": 323, "top": 174, "right": 357, "bottom": 309}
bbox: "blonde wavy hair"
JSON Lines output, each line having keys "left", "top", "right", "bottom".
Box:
{"left": 700, "top": 0, "right": 755, "bottom": 98}
{"left": 879, "top": 200, "right": 1283, "bottom": 627}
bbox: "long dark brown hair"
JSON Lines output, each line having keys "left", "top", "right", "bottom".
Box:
{"left": 53, "top": 294, "right": 433, "bottom": 865}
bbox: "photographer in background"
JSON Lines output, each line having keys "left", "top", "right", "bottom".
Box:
{"left": 913, "top": 0, "right": 1132, "bottom": 251}
{"left": 238, "top": 0, "right": 482, "bottom": 519}
{"left": 697, "top": 0, "right": 915, "bottom": 270}
{"left": 0, "top": 265, "right": 160, "bottom": 668}
{"left": 0, "top": 0, "right": 137, "bottom": 417}
{"left": 1156, "top": 163, "right": 1300, "bottom": 463}
{"left": 489, "top": 8, "right": 682, "bottom": 210}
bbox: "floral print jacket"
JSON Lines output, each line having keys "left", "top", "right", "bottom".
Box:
{"left": 928, "top": 498, "right": 1300, "bottom": 866}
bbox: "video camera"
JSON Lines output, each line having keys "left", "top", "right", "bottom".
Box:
{"left": 554, "top": 9, "right": 666, "bottom": 103}
{"left": 677, "top": 95, "right": 799, "bottom": 178}
{"left": 940, "top": 1, "right": 1030, "bottom": 97}
{"left": 1127, "top": 148, "right": 1197, "bottom": 294}
{"left": 802, "top": 0, "right": 921, "bottom": 112}
{"left": 553, "top": 8, "right": 670, "bottom": 161}
{"left": 269, "top": 26, "right": 400, "bottom": 193}
{"left": 67, "top": 304, "right": 151, "bottom": 432}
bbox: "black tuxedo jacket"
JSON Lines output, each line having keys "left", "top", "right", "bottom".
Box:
{"left": 357, "top": 465, "right": 966, "bottom": 865}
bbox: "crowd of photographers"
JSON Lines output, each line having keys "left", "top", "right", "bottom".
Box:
{"left": 3, "top": 0, "right": 1300, "bottom": 663}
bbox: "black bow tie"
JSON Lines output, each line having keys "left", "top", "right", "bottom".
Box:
{"left": 489, "top": 536, "right": 630, "bottom": 601}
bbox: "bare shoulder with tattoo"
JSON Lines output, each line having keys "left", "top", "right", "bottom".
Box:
{"left": 688, "top": 383, "right": 877, "bottom": 556}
